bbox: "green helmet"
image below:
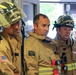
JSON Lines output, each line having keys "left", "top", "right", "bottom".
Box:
{"left": 53, "top": 15, "right": 74, "bottom": 28}
{"left": 0, "top": 2, "right": 26, "bottom": 28}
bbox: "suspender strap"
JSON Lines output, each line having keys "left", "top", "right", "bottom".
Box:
{"left": 68, "top": 38, "right": 74, "bottom": 51}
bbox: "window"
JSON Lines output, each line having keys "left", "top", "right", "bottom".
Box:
{"left": 40, "top": 2, "right": 76, "bottom": 39}
{"left": 40, "top": 3, "right": 64, "bottom": 38}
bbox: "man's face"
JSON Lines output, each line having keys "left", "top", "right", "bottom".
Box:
{"left": 57, "top": 26, "right": 72, "bottom": 40}
{"left": 4, "top": 21, "right": 21, "bottom": 36}
{"left": 34, "top": 16, "right": 50, "bottom": 36}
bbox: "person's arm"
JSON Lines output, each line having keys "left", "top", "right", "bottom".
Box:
{"left": 24, "top": 45, "right": 39, "bottom": 75}
{"left": 0, "top": 53, "right": 15, "bottom": 75}
{"left": 0, "top": 43, "right": 15, "bottom": 75}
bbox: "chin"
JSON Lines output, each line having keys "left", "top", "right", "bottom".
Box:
{"left": 13, "top": 34, "right": 20, "bottom": 36}
{"left": 64, "top": 37, "right": 69, "bottom": 40}
{"left": 42, "top": 34, "right": 46, "bottom": 36}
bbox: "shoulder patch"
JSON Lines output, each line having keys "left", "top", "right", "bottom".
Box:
{"left": 28, "top": 51, "right": 35, "bottom": 56}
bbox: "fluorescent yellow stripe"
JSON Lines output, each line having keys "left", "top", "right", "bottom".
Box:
{"left": 39, "top": 67, "right": 53, "bottom": 71}
{"left": 72, "top": 63, "right": 76, "bottom": 70}
{"left": 6, "top": 2, "right": 14, "bottom": 6}
{"left": 65, "top": 62, "right": 76, "bottom": 71}
{"left": 72, "top": 63, "right": 75, "bottom": 70}
{"left": 74, "top": 63, "right": 76, "bottom": 68}
{"left": 0, "top": 5, "right": 7, "bottom": 8}
{"left": 39, "top": 67, "right": 53, "bottom": 75}
{"left": 57, "top": 66, "right": 61, "bottom": 74}
{"left": 66, "top": 63, "right": 73, "bottom": 71}
{"left": 39, "top": 72, "right": 53, "bottom": 75}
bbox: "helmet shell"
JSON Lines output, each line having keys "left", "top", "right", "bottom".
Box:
{"left": 0, "top": 2, "right": 26, "bottom": 28}
{"left": 54, "top": 15, "right": 74, "bottom": 28}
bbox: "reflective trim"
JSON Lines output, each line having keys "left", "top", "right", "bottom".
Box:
{"left": 66, "top": 64, "right": 72, "bottom": 71}
{"left": 72, "top": 63, "right": 75, "bottom": 70}
{"left": 57, "top": 66, "right": 61, "bottom": 74}
{"left": 72, "top": 63, "right": 76, "bottom": 70}
{"left": 0, "top": 5, "right": 7, "bottom": 8}
{"left": 39, "top": 66, "right": 61, "bottom": 75}
{"left": 39, "top": 67, "right": 53, "bottom": 75}
{"left": 65, "top": 62, "right": 76, "bottom": 71}
{"left": 6, "top": 2, "right": 14, "bottom": 6}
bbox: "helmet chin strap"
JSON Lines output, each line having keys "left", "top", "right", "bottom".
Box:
{"left": 0, "top": 26, "right": 4, "bottom": 40}
{"left": 21, "top": 19, "right": 27, "bottom": 75}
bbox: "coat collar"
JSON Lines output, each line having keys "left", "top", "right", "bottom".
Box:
{"left": 28, "top": 32, "right": 46, "bottom": 40}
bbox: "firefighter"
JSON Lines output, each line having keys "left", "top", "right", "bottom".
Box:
{"left": 53, "top": 14, "right": 76, "bottom": 75}
{"left": 24, "top": 13, "right": 61, "bottom": 75}
{"left": 0, "top": 2, "right": 26, "bottom": 75}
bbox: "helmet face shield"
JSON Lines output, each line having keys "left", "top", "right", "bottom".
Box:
{"left": 0, "top": 2, "right": 26, "bottom": 28}
{"left": 54, "top": 15, "right": 74, "bottom": 28}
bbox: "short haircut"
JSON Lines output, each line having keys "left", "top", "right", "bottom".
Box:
{"left": 33, "top": 13, "right": 49, "bottom": 24}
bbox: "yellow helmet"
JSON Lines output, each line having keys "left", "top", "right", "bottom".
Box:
{"left": 0, "top": 2, "right": 26, "bottom": 28}
{"left": 53, "top": 15, "right": 74, "bottom": 28}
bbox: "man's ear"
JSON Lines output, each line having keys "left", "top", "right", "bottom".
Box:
{"left": 34, "top": 24, "right": 37, "bottom": 30}
{"left": 56, "top": 28, "right": 58, "bottom": 32}
{"left": 56, "top": 28, "right": 60, "bottom": 33}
